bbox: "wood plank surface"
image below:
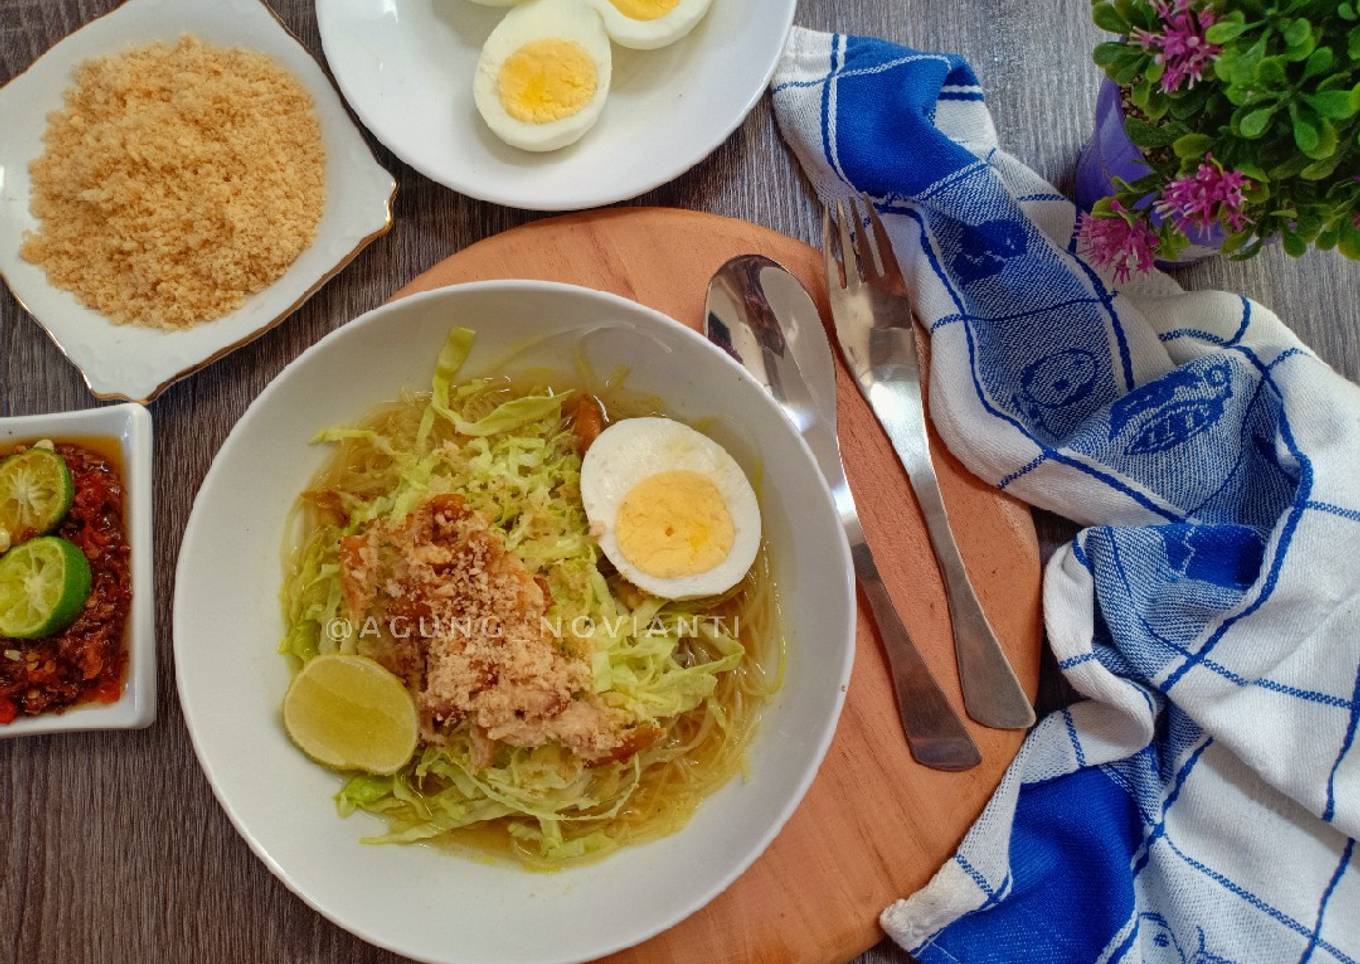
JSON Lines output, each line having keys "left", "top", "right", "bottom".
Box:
{"left": 3, "top": 2, "right": 1359, "bottom": 964}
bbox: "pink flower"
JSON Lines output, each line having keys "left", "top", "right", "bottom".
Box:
{"left": 1156, "top": 155, "right": 1251, "bottom": 232}
{"left": 1078, "top": 201, "right": 1159, "bottom": 282}
{"left": 1132, "top": 0, "right": 1221, "bottom": 92}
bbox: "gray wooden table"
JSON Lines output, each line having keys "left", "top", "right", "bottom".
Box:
{"left": 3, "top": 2, "right": 1357, "bottom": 962}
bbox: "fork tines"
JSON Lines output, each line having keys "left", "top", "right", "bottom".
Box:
{"left": 822, "top": 195, "right": 905, "bottom": 291}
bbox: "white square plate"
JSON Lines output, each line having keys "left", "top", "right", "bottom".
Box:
{"left": 0, "top": 0, "right": 395, "bottom": 403}
{"left": 1, "top": 404, "right": 155, "bottom": 735}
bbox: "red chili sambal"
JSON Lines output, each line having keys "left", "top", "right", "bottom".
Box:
{"left": 0, "top": 441, "right": 131, "bottom": 722}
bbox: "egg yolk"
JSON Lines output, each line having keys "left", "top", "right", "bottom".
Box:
{"left": 616, "top": 470, "right": 735, "bottom": 579}
{"left": 609, "top": 0, "right": 680, "bottom": 20}
{"left": 497, "top": 40, "right": 598, "bottom": 124}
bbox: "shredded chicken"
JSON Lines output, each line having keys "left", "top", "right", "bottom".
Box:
{"left": 339, "top": 494, "right": 631, "bottom": 764}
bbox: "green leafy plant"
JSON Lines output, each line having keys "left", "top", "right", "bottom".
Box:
{"left": 1084, "top": 0, "right": 1360, "bottom": 273}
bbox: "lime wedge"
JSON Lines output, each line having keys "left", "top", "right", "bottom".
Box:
{"left": 0, "top": 536, "right": 92, "bottom": 639}
{"left": 284, "top": 654, "right": 419, "bottom": 774}
{"left": 0, "top": 447, "right": 74, "bottom": 547}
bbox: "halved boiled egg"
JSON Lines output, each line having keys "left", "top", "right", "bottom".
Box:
{"left": 584, "top": 0, "right": 713, "bottom": 50}
{"left": 580, "top": 417, "right": 761, "bottom": 600}
{"left": 473, "top": 0, "right": 612, "bottom": 152}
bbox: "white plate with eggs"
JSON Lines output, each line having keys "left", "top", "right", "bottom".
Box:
{"left": 315, "top": 0, "right": 797, "bottom": 210}
{"left": 174, "top": 280, "right": 854, "bottom": 963}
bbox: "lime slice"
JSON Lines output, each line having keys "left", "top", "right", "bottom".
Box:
{"left": 284, "top": 654, "right": 419, "bottom": 774}
{"left": 0, "top": 447, "right": 74, "bottom": 547}
{"left": 0, "top": 536, "right": 92, "bottom": 639}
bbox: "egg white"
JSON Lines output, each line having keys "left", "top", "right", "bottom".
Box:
{"left": 584, "top": 0, "right": 713, "bottom": 50}
{"left": 473, "top": 0, "right": 613, "bottom": 152}
{"left": 580, "top": 417, "right": 761, "bottom": 600}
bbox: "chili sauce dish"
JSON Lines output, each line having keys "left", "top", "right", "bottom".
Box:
{"left": 0, "top": 404, "right": 154, "bottom": 736}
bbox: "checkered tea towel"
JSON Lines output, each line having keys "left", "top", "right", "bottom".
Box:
{"left": 772, "top": 28, "right": 1360, "bottom": 964}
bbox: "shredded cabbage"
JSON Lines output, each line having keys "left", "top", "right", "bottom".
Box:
{"left": 280, "top": 327, "right": 779, "bottom": 869}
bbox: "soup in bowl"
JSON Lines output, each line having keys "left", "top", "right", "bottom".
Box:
{"left": 174, "top": 280, "right": 854, "bottom": 964}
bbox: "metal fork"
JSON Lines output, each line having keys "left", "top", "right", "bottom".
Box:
{"left": 823, "top": 198, "right": 1036, "bottom": 730}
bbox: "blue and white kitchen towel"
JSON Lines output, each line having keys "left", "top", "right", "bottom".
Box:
{"left": 772, "top": 28, "right": 1359, "bottom": 964}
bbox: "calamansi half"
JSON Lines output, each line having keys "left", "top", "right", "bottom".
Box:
{"left": 0, "top": 536, "right": 92, "bottom": 638}
{"left": 0, "top": 447, "right": 74, "bottom": 548}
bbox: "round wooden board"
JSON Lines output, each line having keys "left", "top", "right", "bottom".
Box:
{"left": 390, "top": 208, "right": 1042, "bottom": 964}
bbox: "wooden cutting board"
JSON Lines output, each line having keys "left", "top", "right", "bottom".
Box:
{"left": 391, "top": 208, "right": 1042, "bottom": 964}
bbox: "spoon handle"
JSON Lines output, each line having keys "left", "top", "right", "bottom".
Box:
{"left": 807, "top": 427, "right": 979, "bottom": 772}
{"left": 846, "top": 526, "right": 982, "bottom": 771}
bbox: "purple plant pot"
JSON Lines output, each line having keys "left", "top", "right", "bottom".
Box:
{"left": 1075, "top": 78, "right": 1224, "bottom": 261}
{"left": 1075, "top": 80, "right": 1150, "bottom": 211}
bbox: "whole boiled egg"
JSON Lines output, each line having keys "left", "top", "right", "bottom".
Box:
{"left": 580, "top": 417, "right": 761, "bottom": 600}
{"left": 473, "top": 0, "right": 613, "bottom": 152}
{"left": 584, "top": 0, "right": 713, "bottom": 50}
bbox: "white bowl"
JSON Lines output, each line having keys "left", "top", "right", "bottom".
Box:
{"left": 0, "top": 404, "right": 155, "bottom": 736}
{"left": 0, "top": 0, "right": 396, "bottom": 403}
{"left": 315, "top": 0, "right": 796, "bottom": 210}
{"left": 174, "top": 281, "right": 855, "bottom": 964}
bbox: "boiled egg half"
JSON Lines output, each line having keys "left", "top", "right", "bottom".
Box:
{"left": 584, "top": 0, "right": 713, "bottom": 50}
{"left": 474, "top": 0, "right": 613, "bottom": 152}
{"left": 581, "top": 417, "right": 761, "bottom": 600}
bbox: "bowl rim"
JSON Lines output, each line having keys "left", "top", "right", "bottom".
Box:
{"left": 173, "top": 279, "right": 856, "bottom": 963}
{"left": 313, "top": 0, "right": 797, "bottom": 211}
{"left": 0, "top": 402, "right": 156, "bottom": 736}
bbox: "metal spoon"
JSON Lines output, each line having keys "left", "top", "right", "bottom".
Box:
{"left": 705, "top": 255, "right": 981, "bottom": 772}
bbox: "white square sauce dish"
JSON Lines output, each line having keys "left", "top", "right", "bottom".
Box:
{"left": 0, "top": 403, "right": 155, "bottom": 735}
